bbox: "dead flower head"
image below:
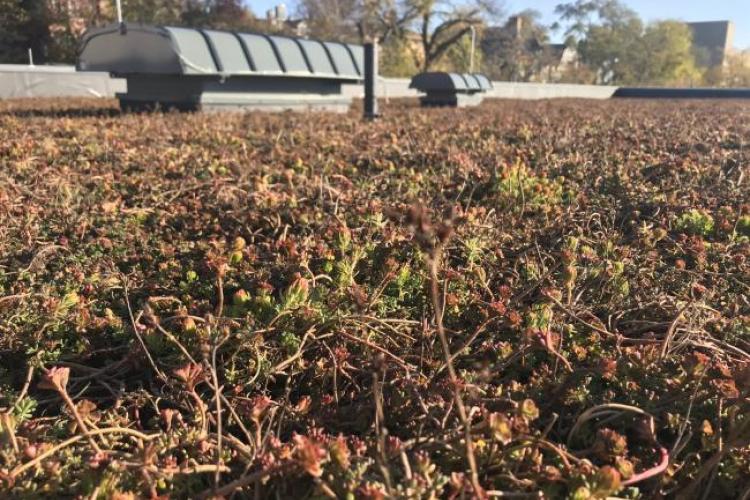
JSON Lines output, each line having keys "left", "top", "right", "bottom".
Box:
{"left": 38, "top": 366, "right": 70, "bottom": 391}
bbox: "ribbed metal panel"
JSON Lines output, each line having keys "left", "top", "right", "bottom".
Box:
{"left": 473, "top": 74, "right": 493, "bottom": 91}
{"left": 410, "top": 72, "right": 468, "bottom": 92}
{"left": 347, "top": 44, "right": 364, "bottom": 76}
{"left": 237, "top": 33, "right": 283, "bottom": 74}
{"left": 298, "top": 39, "right": 336, "bottom": 75}
{"left": 410, "top": 71, "right": 492, "bottom": 107}
{"left": 324, "top": 42, "right": 360, "bottom": 78}
{"left": 165, "top": 27, "right": 217, "bottom": 74}
{"left": 463, "top": 74, "right": 481, "bottom": 91}
{"left": 267, "top": 36, "right": 311, "bottom": 74}
{"left": 78, "top": 23, "right": 363, "bottom": 82}
{"left": 203, "top": 30, "right": 251, "bottom": 73}
{"left": 410, "top": 72, "right": 493, "bottom": 93}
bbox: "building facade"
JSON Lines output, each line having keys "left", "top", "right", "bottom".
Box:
{"left": 687, "top": 21, "right": 735, "bottom": 67}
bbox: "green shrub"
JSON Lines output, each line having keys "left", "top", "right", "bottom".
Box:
{"left": 496, "top": 164, "right": 563, "bottom": 209}
{"left": 675, "top": 209, "right": 714, "bottom": 236}
{"left": 737, "top": 215, "right": 750, "bottom": 237}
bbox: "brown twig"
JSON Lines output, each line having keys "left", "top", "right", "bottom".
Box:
{"left": 42, "top": 367, "right": 103, "bottom": 454}
{"left": 660, "top": 300, "right": 694, "bottom": 359}
{"left": 546, "top": 292, "right": 661, "bottom": 345}
{"left": 208, "top": 327, "right": 230, "bottom": 490}
{"left": 373, "top": 369, "right": 394, "bottom": 493}
{"left": 195, "top": 463, "right": 291, "bottom": 499}
{"left": 339, "top": 331, "right": 414, "bottom": 372}
{"left": 12, "top": 364, "right": 35, "bottom": 409}
{"left": 122, "top": 276, "right": 168, "bottom": 382}
{"left": 427, "top": 251, "right": 484, "bottom": 498}
{"left": 0, "top": 412, "right": 19, "bottom": 454}
{"left": 11, "top": 427, "right": 157, "bottom": 478}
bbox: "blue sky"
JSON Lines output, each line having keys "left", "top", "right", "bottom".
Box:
{"left": 248, "top": 0, "right": 749, "bottom": 48}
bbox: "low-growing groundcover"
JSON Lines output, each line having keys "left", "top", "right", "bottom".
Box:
{"left": 0, "top": 98, "right": 749, "bottom": 499}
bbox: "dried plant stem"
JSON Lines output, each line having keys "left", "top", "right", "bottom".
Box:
{"left": 430, "top": 318, "right": 493, "bottom": 380}
{"left": 211, "top": 351, "right": 223, "bottom": 489}
{"left": 679, "top": 422, "right": 750, "bottom": 496}
{"left": 660, "top": 300, "right": 694, "bottom": 359}
{"left": 373, "top": 370, "right": 393, "bottom": 493}
{"left": 12, "top": 364, "right": 35, "bottom": 409}
{"left": 427, "top": 250, "right": 484, "bottom": 498}
{"left": 0, "top": 412, "right": 19, "bottom": 454}
{"left": 545, "top": 329, "right": 573, "bottom": 372}
{"left": 195, "top": 463, "right": 291, "bottom": 499}
{"left": 544, "top": 292, "right": 617, "bottom": 339}
{"left": 568, "top": 403, "right": 671, "bottom": 487}
{"left": 209, "top": 331, "right": 230, "bottom": 489}
{"left": 567, "top": 403, "right": 651, "bottom": 447}
{"left": 339, "top": 331, "right": 413, "bottom": 372}
{"left": 54, "top": 382, "right": 102, "bottom": 454}
{"left": 486, "top": 491, "right": 543, "bottom": 498}
{"left": 152, "top": 321, "right": 197, "bottom": 364}
{"left": 147, "top": 464, "right": 231, "bottom": 475}
{"left": 218, "top": 394, "right": 255, "bottom": 452}
{"left": 189, "top": 389, "right": 209, "bottom": 438}
{"left": 11, "top": 427, "right": 157, "bottom": 478}
{"left": 122, "top": 277, "right": 167, "bottom": 382}
{"left": 215, "top": 273, "right": 225, "bottom": 317}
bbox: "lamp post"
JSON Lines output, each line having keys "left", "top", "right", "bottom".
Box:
{"left": 469, "top": 25, "right": 476, "bottom": 73}
{"left": 364, "top": 41, "right": 379, "bottom": 120}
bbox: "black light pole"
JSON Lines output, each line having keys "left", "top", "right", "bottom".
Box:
{"left": 364, "top": 41, "right": 379, "bottom": 120}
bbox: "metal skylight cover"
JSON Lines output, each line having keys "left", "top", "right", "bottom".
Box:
{"left": 409, "top": 72, "right": 494, "bottom": 94}
{"left": 237, "top": 33, "right": 283, "bottom": 74}
{"left": 203, "top": 30, "right": 250, "bottom": 73}
{"left": 409, "top": 71, "right": 493, "bottom": 108}
{"left": 78, "top": 23, "right": 363, "bottom": 82}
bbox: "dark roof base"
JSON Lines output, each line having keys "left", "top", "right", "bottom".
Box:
{"left": 419, "top": 92, "right": 486, "bottom": 108}
{"left": 614, "top": 87, "right": 750, "bottom": 99}
{"left": 118, "top": 75, "right": 354, "bottom": 113}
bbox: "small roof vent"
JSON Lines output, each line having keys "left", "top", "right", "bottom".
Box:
{"left": 409, "top": 72, "right": 493, "bottom": 107}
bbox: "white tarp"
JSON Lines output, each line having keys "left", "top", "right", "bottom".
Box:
{"left": 0, "top": 64, "right": 125, "bottom": 99}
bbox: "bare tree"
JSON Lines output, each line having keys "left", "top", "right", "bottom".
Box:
{"left": 298, "top": 0, "right": 501, "bottom": 72}
{"left": 296, "top": 0, "right": 359, "bottom": 41}
{"left": 481, "top": 10, "right": 554, "bottom": 82}
{"left": 297, "top": 0, "right": 420, "bottom": 43}
{"left": 411, "top": 0, "right": 502, "bottom": 71}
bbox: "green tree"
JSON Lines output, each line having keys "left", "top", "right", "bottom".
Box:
{"left": 637, "top": 21, "right": 701, "bottom": 86}
{"left": 579, "top": 18, "right": 642, "bottom": 83}
{"left": 707, "top": 50, "right": 750, "bottom": 87}
{"left": 0, "top": 0, "right": 33, "bottom": 63}
{"left": 554, "top": 0, "right": 634, "bottom": 41}
{"left": 0, "top": 0, "right": 53, "bottom": 63}
{"left": 180, "top": 0, "right": 261, "bottom": 31}
{"left": 571, "top": 0, "right": 643, "bottom": 84}
{"left": 555, "top": 0, "right": 703, "bottom": 86}
{"left": 379, "top": 36, "right": 420, "bottom": 77}
{"left": 118, "top": 0, "right": 186, "bottom": 25}
{"left": 441, "top": 27, "right": 483, "bottom": 73}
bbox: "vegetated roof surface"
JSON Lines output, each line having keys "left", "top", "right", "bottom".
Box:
{"left": 0, "top": 97, "right": 749, "bottom": 499}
